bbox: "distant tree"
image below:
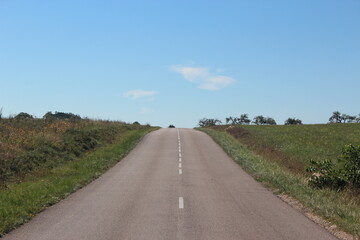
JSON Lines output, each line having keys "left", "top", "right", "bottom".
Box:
{"left": 284, "top": 118, "right": 302, "bottom": 125}
{"left": 43, "top": 111, "right": 81, "bottom": 121}
{"left": 225, "top": 117, "right": 233, "bottom": 125}
{"left": 198, "top": 118, "right": 222, "bottom": 127}
{"left": 253, "top": 115, "right": 276, "bottom": 125}
{"left": 0, "top": 107, "right": 2, "bottom": 120}
{"left": 225, "top": 116, "right": 241, "bottom": 125}
{"left": 266, "top": 117, "right": 277, "bottom": 125}
{"left": 343, "top": 114, "right": 356, "bottom": 123}
{"left": 253, "top": 115, "right": 266, "bottom": 125}
{"left": 132, "top": 121, "right": 140, "bottom": 125}
{"left": 239, "top": 114, "right": 251, "bottom": 125}
{"left": 356, "top": 114, "right": 360, "bottom": 123}
{"left": 14, "top": 112, "right": 33, "bottom": 120}
{"left": 329, "top": 111, "right": 342, "bottom": 123}
{"left": 329, "top": 111, "right": 357, "bottom": 123}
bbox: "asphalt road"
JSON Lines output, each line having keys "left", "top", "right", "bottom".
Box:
{"left": 3, "top": 128, "right": 338, "bottom": 240}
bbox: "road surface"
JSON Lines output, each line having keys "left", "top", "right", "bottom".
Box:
{"left": 3, "top": 128, "right": 337, "bottom": 240}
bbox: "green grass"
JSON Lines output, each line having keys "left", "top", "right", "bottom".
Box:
{"left": 200, "top": 128, "right": 360, "bottom": 237}
{"left": 241, "top": 123, "right": 360, "bottom": 163}
{"left": 215, "top": 124, "right": 360, "bottom": 175}
{"left": 0, "top": 127, "right": 157, "bottom": 236}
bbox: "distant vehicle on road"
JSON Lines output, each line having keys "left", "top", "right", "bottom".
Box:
{"left": 168, "top": 125, "right": 175, "bottom": 128}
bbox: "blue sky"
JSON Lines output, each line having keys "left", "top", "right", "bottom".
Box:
{"left": 1, "top": 0, "right": 359, "bottom": 127}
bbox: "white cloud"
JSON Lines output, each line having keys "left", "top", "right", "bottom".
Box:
{"left": 124, "top": 90, "right": 158, "bottom": 99}
{"left": 172, "top": 65, "right": 235, "bottom": 90}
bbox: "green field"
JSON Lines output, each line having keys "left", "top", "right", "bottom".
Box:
{"left": 201, "top": 123, "right": 360, "bottom": 238}
{"left": 217, "top": 123, "right": 360, "bottom": 175}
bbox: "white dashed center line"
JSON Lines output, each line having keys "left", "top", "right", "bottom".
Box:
{"left": 179, "top": 197, "right": 184, "bottom": 209}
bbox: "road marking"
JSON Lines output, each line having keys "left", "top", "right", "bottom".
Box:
{"left": 179, "top": 197, "right": 184, "bottom": 209}
{"left": 179, "top": 169, "right": 182, "bottom": 174}
{"left": 179, "top": 157, "right": 182, "bottom": 162}
{"left": 179, "top": 163, "right": 182, "bottom": 168}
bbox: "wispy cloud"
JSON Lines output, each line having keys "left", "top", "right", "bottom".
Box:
{"left": 124, "top": 90, "right": 158, "bottom": 99}
{"left": 172, "top": 65, "right": 235, "bottom": 90}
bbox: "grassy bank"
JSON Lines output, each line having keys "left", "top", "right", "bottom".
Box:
{"left": 200, "top": 128, "right": 360, "bottom": 238}
{"left": 0, "top": 118, "right": 147, "bottom": 185}
{"left": 0, "top": 121, "right": 157, "bottom": 236}
{"left": 215, "top": 124, "right": 360, "bottom": 175}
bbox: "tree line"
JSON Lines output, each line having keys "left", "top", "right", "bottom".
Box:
{"left": 199, "top": 111, "right": 360, "bottom": 127}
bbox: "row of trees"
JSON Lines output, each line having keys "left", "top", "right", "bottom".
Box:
{"left": 4, "top": 111, "right": 83, "bottom": 121}
{"left": 199, "top": 115, "right": 303, "bottom": 127}
{"left": 226, "top": 114, "right": 278, "bottom": 125}
{"left": 328, "top": 111, "right": 360, "bottom": 123}
{"left": 199, "top": 111, "right": 360, "bottom": 127}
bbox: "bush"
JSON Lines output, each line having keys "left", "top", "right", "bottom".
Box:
{"left": 284, "top": 118, "right": 302, "bottom": 125}
{"left": 14, "top": 112, "right": 33, "bottom": 120}
{"left": 252, "top": 116, "right": 277, "bottom": 125}
{"left": 306, "top": 144, "right": 360, "bottom": 190}
{"left": 43, "top": 111, "right": 81, "bottom": 121}
{"left": 198, "top": 118, "right": 222, "bottom": 127}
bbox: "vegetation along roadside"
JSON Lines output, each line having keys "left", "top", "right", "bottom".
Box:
{"left": 0, "top": 114, "right": 158, "bottom": 236}
{"left": 199, "top": 125, "right": 360, "bottom": 239}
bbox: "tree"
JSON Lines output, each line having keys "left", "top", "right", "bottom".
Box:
{"left": 225, "top": 117, "right": 233, "bottom": 125}
{"left": 356, "top": 114, "right": 360, "bottom": 123}
{"left": 329, "top": 111, "right": 342, "bottom": 123}
{"left": 253, "top": 115, "right": 276, "bottom": 125}
{"left": 0, "top": 107, "right": 2, "bottom": 120}
{"left": 253, "top": 115, "right": 266, "bottom": 125}
{"left": 198, "top": 118, "right": 222, "bottom": 127}
{"left": 14, "top": 112, "right": 33, "bottom": 120}
{"left": 284, "top": 118, "right": 302, "bottom": 125}
{"left": 329, "top": 111, "right": 357, "bottom": 123}
{"left": 266, "top": 117, "right": 277, "bottom": 125}
{"left": 343, "top": 114, "right": 356, "bottom": 123}
{"left": 225, "top": 116, "right": 241, "bottom": 125}
{"left": 43, "top": 111, "right": 81, "bottom": 121}
{"left": 239, "top": 114, "right": 251, "bottom": 125}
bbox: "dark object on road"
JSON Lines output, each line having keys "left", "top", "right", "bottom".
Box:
{"left": 168, "top": 125, "right": 175, "bottom": 128}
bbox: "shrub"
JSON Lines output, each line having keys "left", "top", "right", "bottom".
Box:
{"left": 252, "top": 116, "right": 277, "bottom": 125}
{"left": 14, "top": 112, "right": 33, "bottom": 120}
{"left": 306, "top": 144, "right": 360, "bottom": 190}
{"left": 198, "top": 118, "right": 222, "bottom": 127}
{"left": 284, "top": 118, "right": 302, "bottom": 125}
{"left": 43, "top": 111, "right": 81, "bottom": 121}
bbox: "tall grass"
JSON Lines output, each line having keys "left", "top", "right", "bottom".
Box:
{"left": 0, "top": 118, "right": 147, "bottom": 185}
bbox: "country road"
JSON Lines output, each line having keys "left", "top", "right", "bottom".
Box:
{"left": 3, "top": 128, "right": 337, "bottom": 240}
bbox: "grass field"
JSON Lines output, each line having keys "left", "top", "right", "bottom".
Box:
{"left": 0, "top": 118, "right": 157, "bottom": 236}
{"left": 200, "top": 124, "right": 360, "bottom": 238}
{"left": 215, "top": 123, "right": 360, "bottom": 175}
